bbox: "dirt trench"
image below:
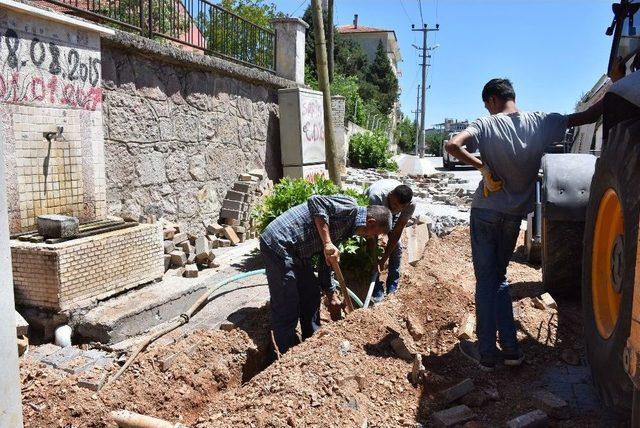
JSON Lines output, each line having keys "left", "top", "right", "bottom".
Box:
{"left": 21, "top": 228, "right": 605, "bottom": 427}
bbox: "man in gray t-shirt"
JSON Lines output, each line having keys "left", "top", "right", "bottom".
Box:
{"left": 445, "top": 78, "right": 606, "bottom": 371}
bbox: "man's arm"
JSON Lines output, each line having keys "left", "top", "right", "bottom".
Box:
{"left": 309, "top": 195, "right": 351, "bottom": 266}
{"left": 379, "top": 217, "right": 407, "bottom": 267}
{"left": 566, "top": 97, "right": 604, "bottom": 128}
{"left": 445, "top": 132, "right": 483, "bottom": 169}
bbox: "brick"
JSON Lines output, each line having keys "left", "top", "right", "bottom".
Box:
{"left": 222, "top": 226, "right": 240, "bottom": 245}
{"left": 506, "top": 410, "right": 548, "bottom": 428}
{"left": 37, "top": 214, "right": 79, "bottom": 238}
{"left": 440, "top": 379, "right": 475, "bottom": 404}
{"left": 187, "top": 253, "right": 196, "bottom": 265}
{"left": 220, "top": 208, "right": 242, "bottom": 220}
{"left": 206, "top": 223, "right": 225, "bottom": 235}
{"left": 531, "top": 390, "right": 569, "bottom": 419}
{"left": 164, "top": 254, "right": 171, "bottom": 272}
{"left": 222, "top": 199, "right": 245, "bottom": 211}
{"left": 233, "top": 181, "right": 254, "bottom": 193}
{"left": 158, "top": 353, "right": 179, "bottom": 371}
{"left": 195, "top": 236, "right": 208, "bottom": 255}
{"left": 248, "top": 169, "right": 266, "bottom": 180}
{"left": 179, "top": 241, "right": 194, "bottom": 254}
{"left": 163, "top": 240, "right": 175, "bottom": 254}
{"left": 225, "top": 190, "right": 248, "bottom": 202}
{"left": 172, "top": 232, "right": 188, "bottom": 244}
{"left": 239, "top": 173, "right": 255, "bottom": 181}
{"left": 77, "top": 369, "right": 107, "bottom": 391}
{"left": 219, "top": 238, "right": 231, "bottom": 247}
{"left": 170, "top": 250, "right": 187, "bottom": 267}
{"left": 457, "top": 313, "right": 475, "bottom": 341}
{"left": 433, "top": 405, "right": 476, "bottom": 427}
{"left": 184, "top": 265, "right": 199, "bottom": 278}
{"left": 540, "top": 293, "right": 557, "bottom": 309}
{"left": 163, "top": 227, "right": 176, "bottom": 240}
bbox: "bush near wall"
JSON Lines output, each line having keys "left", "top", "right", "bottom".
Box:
{"left": 348, "top": 131, "right": 398, "bottom": 171}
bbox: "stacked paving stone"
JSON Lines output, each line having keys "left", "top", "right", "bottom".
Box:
{"left": 219, "top": 169, "right": 273, "bottom": 237}
{"left": 161, "top": 219, "right": 219, "bottom": 278}
{"left": 342, "top": 167, "right": 473, "bottom": 207}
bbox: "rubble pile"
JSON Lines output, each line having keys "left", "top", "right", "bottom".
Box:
{"left": 342, "top": 167, "right": 474, "bottom": 207}
{"left": 161, "top": 219, "right": 220, "bottom": 278}
{"left": 219, "top": 169, "right": 273, "bottom": 229}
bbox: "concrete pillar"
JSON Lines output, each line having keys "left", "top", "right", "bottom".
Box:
{"left": 271, "top": 18, "right": 309, "bottom": 84}
{"left": 331, "top": 95, "right": 347, "bottom": 176}
{"left": 0, "top": 127, "right": 23, "bottom": 425}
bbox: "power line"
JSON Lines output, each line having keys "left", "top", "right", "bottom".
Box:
{"left": 399, "top": 0, "right": 414, "bottom": 26}
{"left": 417, "top": 0, "right": 425, "bottom": 26}
{"left": 288, "top": 0, "right": 308, "bottom": 17}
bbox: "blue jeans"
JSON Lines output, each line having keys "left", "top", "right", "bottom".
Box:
{"left": 260, "top": 240, "right": 321, "bottom": 354}
{"left": 373, "top": 242, "right": 402, "bottom": 295}
{"left": 470, "top": 208, "right": 522, "bottom": 361}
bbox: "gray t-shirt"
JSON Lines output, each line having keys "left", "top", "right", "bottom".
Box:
{"left": 367, "top": 179, "right": 416, "bottom": 223}
{"left": 465, "top": 111, "right": 567, "bottom": 216}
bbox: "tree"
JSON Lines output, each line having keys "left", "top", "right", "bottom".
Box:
{"left": 302, "top": 5, "right": 328, "bottom": 80}
{"left": 426, "top": 132, "right": 447, "bottom": 156}
{"left": 395, "top": 117, "right": 416, "bottom": 153}
{"left": 362, "top": 40, "right": 399, "bottom": 115}
{"left": 219, "top": 0, "right": 282, "bottom": 29}
{"left": 334, "top": 37, "right": 369, "bottom": 79}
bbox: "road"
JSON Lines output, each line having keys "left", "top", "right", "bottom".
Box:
{"left": 424, "top": 155, "right": 481, "bottom": 192}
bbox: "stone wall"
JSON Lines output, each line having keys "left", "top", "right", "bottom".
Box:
{"left": 0, "top": 6, "right": 108, "bottom": 234}
{"left": 101, "top": 32, "right": 298, "bottom": 234}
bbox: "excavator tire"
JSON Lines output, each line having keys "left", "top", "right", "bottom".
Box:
{"left": 542, "top": 218, "right": 584, "bottom": 297}
{"left": 582, "top": 118, "right": 640, "bottom": 416}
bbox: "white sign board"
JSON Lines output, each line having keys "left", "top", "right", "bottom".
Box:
{"left": 278, "top": 88, "right": 326, "bottom": 166}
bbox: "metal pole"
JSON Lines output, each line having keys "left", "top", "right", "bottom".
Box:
{"left": 311, "top": 0, "right": 340, "bottom": 184}
{"left": 413, "top": 84, "right": 420, "bottom": 155}
{"left": 0, "top": 128, "right": 23, "bottom": 426}
{"left": 418, "top": 25, "right": 428, "bottom": 158}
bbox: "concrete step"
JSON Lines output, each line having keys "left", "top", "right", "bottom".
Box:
{"left": 73, "top": 239, "right": 263, "bottom": 344}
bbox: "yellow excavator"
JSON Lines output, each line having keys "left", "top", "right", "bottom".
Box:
{"left": 522, "top": 0, "right": 640, "bottom": 422}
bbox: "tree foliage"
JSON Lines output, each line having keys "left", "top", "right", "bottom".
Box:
{"left": 219, "top": 0, "right": 282, "bottom": 29}
{"left": 348, "top": 131, "right": 398, "bottom": 171}
{"left": 426, "top": 132, "right": 447, "bottom": 156}
{"left": 395, "top": 117, "right": 417, "bottom": 154}
{"left": 362, "top": 40, "right": 398, "bottom": 115}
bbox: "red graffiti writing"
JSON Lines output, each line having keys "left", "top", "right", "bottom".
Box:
{"left": 302, "top": 99, "right": 324, "bottom": 144}
{"left": 0, "top": 74, "right": 101, "bottom": 111}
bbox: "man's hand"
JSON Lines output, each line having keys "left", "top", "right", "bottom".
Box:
{"left": 323, "top": 242, "right": 340, "bottom": 266}
{"left": 326, "top": 289, "right": 344, "bottom": 321}
{"left": 479, "top": 165, "right": 503, "bottom": 197}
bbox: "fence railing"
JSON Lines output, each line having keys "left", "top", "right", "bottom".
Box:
{"left": 43, "top": 0, "right": 276, "bottom": 72}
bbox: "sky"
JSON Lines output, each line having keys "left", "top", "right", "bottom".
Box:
{"left": 273, "top": 0, "right": 615, "bottom": 127}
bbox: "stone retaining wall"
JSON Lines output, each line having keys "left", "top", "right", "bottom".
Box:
{"left": 101, "top": 32, "right": 299, "bottom": 234}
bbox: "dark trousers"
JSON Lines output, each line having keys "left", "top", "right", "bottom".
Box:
{"left": 260, "top": 239, "right": 321, "bottom": 354}
{"left": 470, "top": 208, "right": 522, "bottom": 361}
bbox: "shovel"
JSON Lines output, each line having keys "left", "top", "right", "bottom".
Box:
{"left": 329, "top": 260, "right": 355, "bottom": 313}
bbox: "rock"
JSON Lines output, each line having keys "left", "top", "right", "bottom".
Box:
{"left": 222, "top": 226, "right": 240, "bottom": 245}
{"left": 163, "top": 240, "right": 176, "bottom": 254}
{"left": 17, "top": 335, "right": 29, "bottom": 356}
{"left": 561, "top": 348, "right": 580, "bottom": 366}
{"left": 532, "top": 297, "right": 547, "bottom": 310}
{"left": 206, "top": 223, "right": 225, "bottom": 235}
{"left": 37, "top": 214, "right": 79, "bottom": 238}
{"left": 410, "top": 354, "right": 425, "bottom": 386}
{"left": 440, "top": 378, "right": 475, "bottom": 404}
{"left": 405, "top": 315, "right": 425, "bottom": 341}
{"left": 531, "top": 389, "right": 569, "bottom": 419}
{"left": 457, "top": 313, "right": 475, "bottom": 341}
{"left": 157, "top": 353, "right": 178, "bottom": 372}
{"left": 184, "top": 264, "right": 199, "bottom": 278}
{"left": 339, "top": 340, "right": 351, "bottom": 356}
{"left": 390, "top": 336, "right": 415, "bottom": 361}
{"left": 219, "top": 321, "right": 236, "bottom": 331}
{"left": 170, "top": 250, "right": 187, "bottom": 267}
{"left": 432, "top": 405, "right": 476, "bottom": 427}
{"left": 15, "top": 311, "right": 28, "bottom": 337}
{"left": 540, "top": 293, "right": 557, "bottom": 309}
{"left": 506, "top": 410, "right": 548, "bottom": 428}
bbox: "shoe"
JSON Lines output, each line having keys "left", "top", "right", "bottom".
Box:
{"left": 371, "top": 281, "right": 385, "bottom": 303}
{"left": 387, "top": 283, "right": 399, "bottom": 295}
{"left": 458, "top": 340, "right": 495, "bottom": 372}
{"left": 502, "top": 348, "right": 525, "bottom": 366}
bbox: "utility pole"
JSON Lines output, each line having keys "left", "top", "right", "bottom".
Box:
{"left": 412, "top": 23, "right": 439, "bottom": 157}
{"left": 412, "top": 84, "right": 420, "bottom": 156}
{"left": 311, "top": 0, "right": 340, "bottom": 184}
{"left": 327, "top": 0, "right": 334, "bottom": 83}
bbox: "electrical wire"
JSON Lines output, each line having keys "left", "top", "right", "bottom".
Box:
{"left": 417, "top": 0, "right": 425, "bottom": 26}
{"left": 399, "top": 0, "right": 414, "bottom": 26}
{"left": 288, "top": 0, "right": 308, "bottom": 17}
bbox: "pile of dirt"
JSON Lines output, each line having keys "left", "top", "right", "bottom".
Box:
{"left": 21, "top": 227, "right": 602, "bottom": 427}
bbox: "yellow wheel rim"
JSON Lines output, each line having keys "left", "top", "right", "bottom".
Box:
{"left": 592, "top": 188, "right": 624, "bottom": 339}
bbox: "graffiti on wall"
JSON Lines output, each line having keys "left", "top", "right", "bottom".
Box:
{"left": 0, "top": 28, "right": 102, "bottom": 110}
{"left": 300, "top": 96, "right": 325, "bottom": 164}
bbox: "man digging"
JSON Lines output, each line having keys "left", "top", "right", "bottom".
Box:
{"left": 446, "top": 78, "right": 608, "bottom": 371}
{"left": 260, "top": 194, "right": 392, "bottom": 354}
{"left": 367, "top": 180, "right": 415, "bottom": 303}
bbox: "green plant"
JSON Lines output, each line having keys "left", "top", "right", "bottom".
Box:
{"left": 426, "top": 132, "right": 447, "bottom": 156}
{"left": 395, "top": 116, "right": 417, "bottom": 154}
{"left": 349, "top": 131, "right": 397, "bottom": 171}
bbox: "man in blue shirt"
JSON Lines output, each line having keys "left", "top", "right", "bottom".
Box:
{"left": 260, "top": 195, "right": 392, "bottom": 354}
{"left": 446, "top": 78, "right": 607, "bottom": 371}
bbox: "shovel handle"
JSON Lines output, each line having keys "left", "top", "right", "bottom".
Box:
{"left": 330, "top": 260, "right": 355, "bottom": 313}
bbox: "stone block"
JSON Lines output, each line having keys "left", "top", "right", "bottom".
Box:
{"left": 187, "top": 253, "right": 196, "bottom": 264}
{"left": 164, "top": 254, "right": 171, "bottom": 272}
{"left": 163, "top": 227, "right": 176, "bottom": 240}
{"left": 179, "top": 241, "right": 194, "bottom": 254}
{"left": 17, "top": 335, "right": 29, "bottom": 356}
{"left": 406, "top": 222, "right": 430, "bottom": 266}
{"left": 206, "top": 223, "right": 225, "bottom": 235}
{"left": 440, "top": 379, "right": 475, "bottom": 404}
{"left": 457, "top": 314, "right": 475, "bottom": 341}
{"left": 404, "top": 315, "right": 424, "bottom": 341}
{"left": 184, "top": 264, "right": 199, "bottom": 278}
{"left": 208, "top": 237, "right": 220, "bottom": 249}
{"left": 172, "top": 232, "right": 188, "bottom": 244}
{"left": 222, "top": 199, "right": 245, "bottom": 211}
{"left": 506, "top": 410, "right": 548, "bottom": 428}
{"left": 238, "top": 232, "right": 246, "bottom": 243}
{"left": 170, "top": 250, "right": 187, "bottom": 267}
{"left": 195, "top": 251, "right": 211, "bottom": 265}
{"left": 220, "top": 321, "right": 236, "bottom": 331}
{"left": 26, "top": 343, "right": 60, "bottom": 362}
{"left": 77, "top": 369, "right": 107, "bottom": 391}
{"left": 16, "top": 310, "right": 29, "bottom": 337}
{"left": 222, "top": 226, "right": 240, "bottom": 245}
{"left": 226, "top": 190, "right": 248, "bottom": 202}
{"left": 158, "top": 353, "right": 178, "bottom": 371}
{"left": 540, "top": 293, "right": 558, "bottom": 309}
{"left": 239, "top": 173, "right": 254, "bottom": 181}
{"left": 58, "top": 354, "right": 94, "bottom": 374}
{"left": 195, "top": 236, "right": 208, "bottom": 255}
{"left": 248, "top": 169, "right": 266, "bottom": 180}
{"left": 163, "top": 240, "right": 175, "bottom": 254}
{"left": 220, "top": 208, "right": 242, "bottom": 220}
{"left": 42, "top": 346, "right": 82, "bottom": 369}
{"left": 433, "top": 405, "right": 476, "bottom": 427}
{"left": 531, "top": 390, "right": 569, "bottom": 419}
{"left": 232, "top": 225, "right": 246, "bottom": 234}
{"left": 37, "top": 214, "right": 79, "bottom": 239}
{"left": 233, "top": 181, "right": 254, "bottom": 193}
{"left": 219, "top": 238, "right": 231, "bottom": 247}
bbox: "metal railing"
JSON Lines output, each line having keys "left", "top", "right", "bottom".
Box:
{"left": 43, "top": 0, "right": 276, "bottom": 72}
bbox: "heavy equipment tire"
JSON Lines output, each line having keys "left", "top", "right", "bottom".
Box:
{"left": 442, "top": 157, "right": 452, "bottom": 170}
{"left": 541, "top": 219, "right": 584, "bottom": 297}
{"left": 582, "top": 119, "right": 640, "bottom": 415}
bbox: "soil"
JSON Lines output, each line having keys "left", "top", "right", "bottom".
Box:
{"left": 21, "top": 227, "right": 605, "bottom": 427}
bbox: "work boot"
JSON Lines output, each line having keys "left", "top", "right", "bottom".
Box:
{"left": 502, "top": 348, "right": 525, "bottom": 366}
{"left": 458, "top": 340, "right": 495, "bottom": 372}
{"left": 387, "top": 283, "right": 399, "bottom": 295}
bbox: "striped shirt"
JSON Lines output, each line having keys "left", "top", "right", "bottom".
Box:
{"left": 260, "top": 195, "right": 367, "bottom": 260}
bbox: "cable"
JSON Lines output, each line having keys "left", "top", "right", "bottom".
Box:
{"left": 288, "top": 0, "right": 308, "bottom": 17}
{"left": 399, "top": 0, "right": 414, "bottom": 26}
{"left": 417, "top": 0, "right": 425, "bottom": 26}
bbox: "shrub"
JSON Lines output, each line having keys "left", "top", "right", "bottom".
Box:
{"left": 349, "top": 131, "right": 398, "bottom": 171}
